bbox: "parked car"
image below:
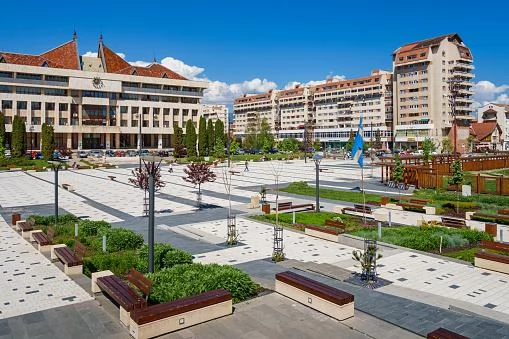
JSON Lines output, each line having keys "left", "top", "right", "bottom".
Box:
{"left": 104, "top": 150, "right": 115, "bottom": 157}
{"left": 78, "top": 150, "right": 89, "bottom": 158}
{"left": 114, "top": 150, "right": 126, "bottom": 157}
{"left": 89, "top": 150, "right": 103, "bottom": 158}
{"left": 126, "top": 150, "right": 137, "bottom": 157}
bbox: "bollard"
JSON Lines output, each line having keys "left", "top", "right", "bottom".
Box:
{"left": 74, "top": 222, "right": 78, "bottom": 237}
{"left": 378, "top": 221, "right": 382, "bottom": 239}
{"left": 102, "top": 235, "right": 106, "bottom": 252}
{"left": 388, "top": 211, "right": 392, "bottom": 227}
{"left": 439, "top": 236, "right": 443, "bottom": 253}
{"left": 293, "top": 211, "right": 296, "bottom": 224}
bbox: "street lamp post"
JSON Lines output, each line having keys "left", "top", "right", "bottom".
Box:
{"left": 312, "top": 153, "right": 323, "bottom": 212}
{"left": 29, "top": 125, "right": 34, "bottom": 157}
{"left": 141, "top": 155, "right": 163, "bottom": 274}
{"left": 48, "top": 160, "right": 65, "bottom": 225}
{"left": 137, "top": 113, "right": 143, "bottom": 171}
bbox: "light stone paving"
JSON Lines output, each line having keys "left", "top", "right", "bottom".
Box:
{"left": 0, "top": 217, "right": 92, "bottom": 319}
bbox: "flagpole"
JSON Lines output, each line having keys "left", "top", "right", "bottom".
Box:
{"left": 362, "top": 164, "right": 366, "bottom": 224}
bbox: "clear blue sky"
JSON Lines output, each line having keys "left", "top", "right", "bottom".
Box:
{"left": 1, "top": 0, "right": 508, "bottom": 105}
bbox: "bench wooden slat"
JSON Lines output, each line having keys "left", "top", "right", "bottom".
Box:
{"left": 475, "top": 250, "right": 509, "bottom": 264}
{"left": 54, "top": 246, "right": 82, "bottom": 267}
{"left": 441, "top": 217, "right": 466, "bottom": 229}
{"left": 97, "top": 275, "right": 146, "bottom": 311}
{"left": 130, "top": 289, "right": 232, "bottom": 325}
{"left": 275, "top": 271, "right": 353, "bottom": 306}
{"left": 306, "top": 225, "right": 342, "bottom": 235}
{"left": 32, "top": 232, "right": 51, "bottom": 246}
{"left": 126, "top": 268, "right": 153, "bottom": 298}
{"left": 480, "top": 240, "right": 509, "bottom": 254}
{"left": 427, "top": 327, "right": 468, "bottom": 339}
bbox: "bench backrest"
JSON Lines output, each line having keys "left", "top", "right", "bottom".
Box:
{"left": 409, "top": 199, "right": 428, "bottom": 205}
{"left": 278, "top": 202, "right": 292, "bottom": 209}
{"left": 441, "top": 217, "right": 465, "bottom": 224}
{"left": 498, "top": 209, "right": 509, "bottom": 216}
{"left": 353, "top": 204, "right": 371, "bottom": 212}
{"left": 46, "top": 226, "right": 55, "bottom": 241}
{"left": 74, "top": 242, "right": 87, "bottom": 258}
{"left": 324, "top": 219, "right": 345, "bottom": 227}
{"left": 127, "top": 268, "right": 153, "bottom": 299}
{"left": 480, "top": 240, "right": 509, "bottom": 253}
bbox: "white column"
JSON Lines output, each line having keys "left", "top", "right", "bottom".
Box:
{"left": 158, "top": 134, "right": 162, "bottom": 149}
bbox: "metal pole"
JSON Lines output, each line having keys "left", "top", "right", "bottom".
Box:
{"left": 148, "top": 168, "right": 155, "bottom": 273}
{"left": 315, "top": 161, "right": 320, "bottom": 212}
{"left": 227, "top": 123, "right": 231, "bottom": 167}
{"left": 138, "top": 115, "right": 142, "bottom": 171}
{"left": 54, "top": 166, "right": 58, "bottom": 225}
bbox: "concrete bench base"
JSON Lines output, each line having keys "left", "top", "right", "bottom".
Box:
{"left": 64, "top": 263, "right": 83, "bottom": 275}
{"left": 51, "top": 244, "right": 67, "bottom": 260}
{"left": 91, "top": 270, "right": 114, "bottom": 293}
{"left": 275, "top": 279, "right": 354, "bottom": 321}
{"left": 305, "top": 227, "right": 339, "bottom": 242}
{"left": 129, "top": 299, "right": 232, "bottom": 339}
{"left": 424, "top": 206, "right": 436, "bottom": 215}
{"left": 15, "top": 219, "right": 26, "bottom": 231}
{"left": 475, "top": 257, "right": 509, "bottom": 275}
{"left": 29, "top": 229, "right": 43, "bottom": 242}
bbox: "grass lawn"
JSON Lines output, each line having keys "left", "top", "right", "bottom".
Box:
{"left": 442, "top": 247, "right": 479, "bottom": 263}
{"left": 281, "top": 181, "right": 382, "bottom": 204}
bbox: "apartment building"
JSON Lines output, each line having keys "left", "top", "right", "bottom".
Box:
{"left": 477, "top": 103, "right": 509, "bottom": 150}
{"left": 392, "top": 33, "right": 475, "bottom": 152}
{"left": 233, "top": 70, "right": 393, "bottom": 149}
{"left": 202, "top": 104, "right": 229, "bottom": 133}
{"left": 0, "top": 34, "right": 208, "bottom": 150}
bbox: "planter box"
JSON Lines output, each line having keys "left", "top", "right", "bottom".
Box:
{"left": 305, "top": 226, "right": 339, "bottom": 242}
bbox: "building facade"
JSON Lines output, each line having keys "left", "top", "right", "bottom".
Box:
{"left": 392, "top": 34, "right": 475, "bottom": 152}
{"left": 233, "top": 70, "right": 393, "bottom": 150}
{"left": 0, "top": 34, "right": 208, "bottom": 151}
{"left": 202, "top": 104, "right": 229, "bottom": 133}
{"left": 477, "top": 103, "right": 509, "bottom": 150}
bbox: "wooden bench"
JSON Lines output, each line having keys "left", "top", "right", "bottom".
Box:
{"left": 498, "top": 209, "right": 509, "bottom": 216}
{"left": 18, "top": 219, "right": 35, "bottom": 239}
{"left": 475, "top": 240, "right": 509, "bottom": 274}
{"left": 129, "top": 289, "right": 232, "bottom": 339}
{"left": 30, "top": 226, "right": 55, "bottom": 252}
{"left": 324, "top": 219, "right": 346, "bottom": 233}
{"left": 51, "top": 242, "right": 86, "bottom": 275}
{"left": 342, "top": 204, "right": 373, "bottom": 217}
{"left": 275, "top": 271, "right": 354, "bottom": 321}
{"left": 305, "top": 225, "right": 342, "bottom": 242}
{"left": 108, "top": 175, "right": 116, "bottom": 180}
{"left": 427, "top": 327, "right": 468, "bottom": 339}
{"left": 396, "top": 202, "right": 426, "bottom": 213}
{"left": 273, "top": 202, "right": 314, "bottom": 212}
{"left": 441, "top": 217, "right": 466, "bottom": 229}
{"left": 473, "top": 212, "right": 509, "bottom": 225}
{"left": 93, "top": 268, "right": 152, "bottom": 327}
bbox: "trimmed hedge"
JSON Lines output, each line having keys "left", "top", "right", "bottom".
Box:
{"left": 148, "top": 263, "right": 259, "bottom": 304}
{"left": 136, "top": 243, "right": 192, "bottom": 273}
{"left": 105, "top": 228, "right": 144, "bottom": 252}
{"left": 29, "top": 213, "right": 78, "bottom": 226}
{"left": 79, "top": 220, "right": 111, "bottom": 237}
{"left": 83, "top": 250, "right": 139, "bottom": 277}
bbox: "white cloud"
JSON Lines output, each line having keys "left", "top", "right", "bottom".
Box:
{"left": 472, "top": 80, "right": 509, "bottom": 109}
{"left": 82, "top": 51, "right": 97, "bottom": 57}
{"left": 129, "top": 60, "right": 151, "bottom": 67}
{"left": 160, "top": 57, "right": 204, "bottom": 80}
{"left": 203, "top": 78, "right": 278, "bottom": 104}
{"left": 284, "top": 75, "right": 346, "bottom": 89}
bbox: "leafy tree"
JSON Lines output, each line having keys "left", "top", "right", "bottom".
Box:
{"left": 41, "top": 123, "right": 55, "bottom": 160}
{"left": 278, "top": 138, "right": 299, "bottom": 153}
{"left": 128, "top": 163, "right": 166, "bottom": 191}
{"left": 244, "top": 113, "right": 259, "bottom": 150}
{"left": 0, "top": 112, "right": 5, "bottom": 159}
{"left": 441, "top": 137, "right": 453, "bottom": 154}
{"left": 374, "top": 130, "right": 382, "bottom": 150}
{"left": 313, "top": 139, "right": 321, "bottom": 152}
{"left": 184, "top": 119, "right": 197, "bottom": 157}
{"left": 198, "top": 116, "right": 207, "bottom": 157}
{"left": 214, "top": 119, "right": 225, "bottom": 149}
{"left": 229, "top": 139, "right": 239, "bottom": 155}
{"left": 173, "top": 123, "right": 185, "bottom": 158}
{"left": 11, "top": 116, "right": 26, "bottom": 158}
{"left": 449, "top": 160, "right": 464, "bottom": 213}
{"left": 182, "top": 163, "right": 217, "bottom": 208}
{"left": 214, "top": 134, "right": 225, "bottom": 158}
{"left": 345, "top": 129, "right": 355, "bottom": 152}
{"left": 259, "top": 117, "right": 273, "bottom": 152}
{"left": 206, "top": 119, "right": 215, "bottom": 156}
{"left": 422, "top": 138, "right": 435, "bottom": 163}
{"left": 392, "top": 154, "right": 404, "bottom": 198}
{"left": 466, "top": 135, "right": 476, "bottom": 153}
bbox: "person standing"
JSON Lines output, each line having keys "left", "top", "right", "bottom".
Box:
{"left": 168, "top": 163, "right": 174, "bottom": 173}
{"left": 244, "top": 160, "right": 249, "bottom": 172}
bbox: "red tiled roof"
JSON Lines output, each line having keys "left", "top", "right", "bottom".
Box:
{"left": 470, "top": 121, "right": 500, "bottom": 141}
{"left": 100, "top": 44, "right": 131, "bottom": 73}
{"left": 0, "top": 40, "right": 80, "bottom": 70}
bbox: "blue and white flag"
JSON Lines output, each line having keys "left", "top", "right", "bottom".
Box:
{"left": 352, "top": 117, "right": 364, "bottom": 168}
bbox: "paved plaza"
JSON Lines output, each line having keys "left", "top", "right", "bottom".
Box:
{"left": 1, "top": 158, "right": 509, "bottom": 338}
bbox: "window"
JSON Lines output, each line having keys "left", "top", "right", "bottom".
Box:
{"left": 142, "top": 83, "right": 161, "bottom": 90}
{"left": 120, "top": 106, "right": 128, "bottom": 113}
{"left": 0, "top": 71, "right": 13, "bottom": 78}
{"left": 0, "top": 85, "right": 12, "bottom": 93}
{"left": 45, "top": 75, "right": 68, "bottom": 83}
{"left": 2, "top": 100, "right": 12, "bottom": 109}
{"left": 16, "top": 86, "right": 41, "bottom": 95}
{"left": 31, "top": 102, "right": 41, "bottom": 110}
{"left": 17, "top": 73, "right": 42, "bottom": 80}
{"left": 59, "top": 103, "right": 68, "bottom": 111}
{"left": 45, "top": 88, "right": 67, "bottom": 96}
{"left": 45, "top": 102, "right": 55, "bottom": 110}
{"left": 17, "top": 101, "right": 27, "bottom": 109}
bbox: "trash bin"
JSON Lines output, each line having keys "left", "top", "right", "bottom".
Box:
{"left": 12, "top": 213, "right": 20, "bottom": 227}
{"left": 262, "top": 204, "right": 270, "bottom": 214}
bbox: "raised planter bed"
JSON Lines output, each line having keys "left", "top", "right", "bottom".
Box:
{"left": 305, "top": 225, "right": 341, "bottom": 242}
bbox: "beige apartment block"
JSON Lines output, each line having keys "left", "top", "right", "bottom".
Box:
{"left": 477, "top": 103, "right": 509, "bottom": 150}
{"left": 202, "top": 104, "right": 229, "bottom": 133}
{"left": 392, "top": 33, "right": 475, "bottom": 152}
{"left": 0, "top": 34, "right": 208, "bottom": 151}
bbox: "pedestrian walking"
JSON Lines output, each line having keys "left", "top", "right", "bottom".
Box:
{"left": 244, "top": 160, "right": 249, "bottom": 172}
{"left": 168, "top": 163, "right": 174, "bottom": 173}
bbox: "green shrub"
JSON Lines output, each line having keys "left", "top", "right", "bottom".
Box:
{"left": 83, "top": 251, "right": 139, "bottom": 277}
{"left": 79, "top": 220, "right": 111, "bottom": 237}
{"left": 136, "top": 243, "right": 192, "bottom": 273}
{"left": 148, "top": 263, "right": 258, "bottom": 304}
{"left": 28, "top": 213, "right": 77, "bottom": 226}
{"left": 105, "top": 228, "right": 144, "bottom": 252}
{"left": 441, "top": 201, "right": 476, "bottom": 210}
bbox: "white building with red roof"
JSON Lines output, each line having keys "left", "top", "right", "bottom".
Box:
{"left": 0, "top": 34, "right": 208, "bottom": 150}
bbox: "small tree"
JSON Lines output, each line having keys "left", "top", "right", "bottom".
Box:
{"left": 229, "top": 139, "right": 239, "bottom": 155}
{"left": 313, "top": 139, "right": 321, "bottom": 152}
{"left": 41, "top": 123, "right": 55, "bottom": 160}
{"left": 185, "top": 119, "right": 197, "bottom": 157}
{"left": 129, "top": 163, "right": 166, "bottom": 215}
{"left": 352, "top": 241, "right": 382, "bottom": 284}
{"left": 0, "top": 112, "right": 5, "bottom": 159}
{"left": 449, "top": 160, "right": 464, "bottom": 213}
{"left": 345, "top": 129, "right": 355, "bottom": 152}
{"left": 206, "top": 119, "right": 215, "bottom": 156}
{"left": 198, "top": 116, "right": 207, "bottom": 157}
{"left": 422, "top": 138, "right": 435, "bottom": 164}
{"left": 374, "top": 130, "right": 382, "bottom": 150}
{"left": 11, "top": 116, "right": 27, "bottom": 158}
{"left": 441, "top": 137, "right": 453, "bottom": 154}
{"left": 182, "top": 163, "right": 217, "bottom": 208}
{"left": 214, "top": 120, "right": 225, "bottom": 150}
{"left": 214, "top": 134, "right": 225, "bottom": 158}
{"left": 392, "top": 154, "right": 404, "bottom": 198}
{"left": 173, "top": 123, "right": 185, "bottom": 158}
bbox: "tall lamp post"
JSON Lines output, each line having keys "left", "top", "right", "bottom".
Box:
{"left": 137, "top": 113, "right": 143, "bottom": 170}
{"left": 141, "top": 155, "right": 163, "bottom": 274}
{"left": 312, "top": 153, "right": 323, "bottom": 212}
{"left": 48, "top": 160, "right": 65, "bottom": 225}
